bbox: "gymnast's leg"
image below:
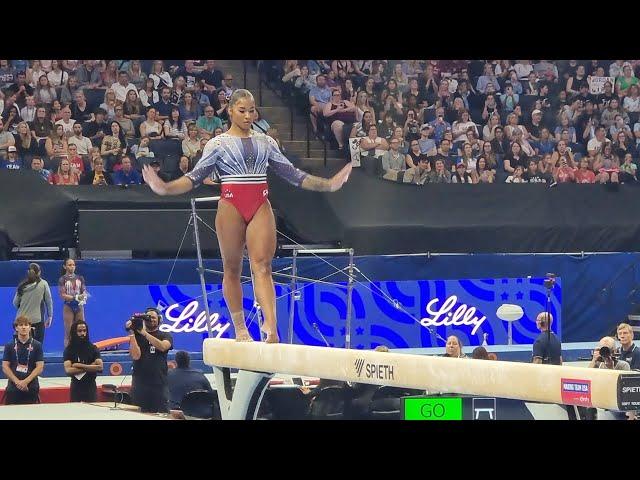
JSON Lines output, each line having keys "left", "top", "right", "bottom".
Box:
{"left": 215, "top": 199, "right": 252, "bottom": 342}
{"left": 245, "top": 200, "right": 279, "bottom": 343}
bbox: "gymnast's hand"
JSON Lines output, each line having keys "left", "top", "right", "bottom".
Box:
{"left": 328, "top": 162, "right": 352, "bottom": 192}
{"left": 142, "top": 164, "right": 168, "bottom": 195}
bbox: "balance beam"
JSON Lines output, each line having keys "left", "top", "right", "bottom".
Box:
{"left": 204, "top": 339, "right": 640, "bottom": 414}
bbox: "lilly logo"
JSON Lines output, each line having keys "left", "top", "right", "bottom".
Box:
{"left": 420, "top": 295, "right": 487, "bottom": 335}
{"left": 160, "top": 300, "right": 230, "bottom": 337}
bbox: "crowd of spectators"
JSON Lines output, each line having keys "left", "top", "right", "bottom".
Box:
{"left": 0, "top": 60, "right": 252, "bottom": 186}
{"left": 266, "top": 59, "right": 640, "bottom": 185}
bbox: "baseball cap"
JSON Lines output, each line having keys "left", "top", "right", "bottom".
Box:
{"left": 420, "top": 123, "right": 432, "bottom": 130}
{"left": 456, "top": 159, "right": 465, "bottom": 167}
{"left": 8, "top": 146, "right": 16, "bottom": 152}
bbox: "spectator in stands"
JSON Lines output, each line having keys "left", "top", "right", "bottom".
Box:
{"left": 101, "top": 60, "right": 118, "bottom": 88}
{"left": 99, "top": 88, "right": 117, "bottom": 122}
{"left": 350, "top": 110, "right": 375, "bottom": 140}
{"left": 457, "top": 141, "right": 478, "bottom": 174}
{"left": 139, "top": 78, "right": 158, "bottom": 109}
{"left": 127, "top": 307, "right": 173, "bottom": 413}
{"left": 619, "top": 152, "right": 637, "bottom": 182}
{"left": 251, "top": 108, "right": 270, "bottom": 135}
{"left": 44, "top": 124, "right": 68, "bottom": 167}
{"left": 179, "top": 91, "right": 201, "bottom": 124}
{"left": 46, "top": 60, "right": 67, "bottom": 88}
{"left": 500, "top": 84, "right": 520, "bottom": 114}
{"left": 193, "top": 82, "right": 211, "bottom": 112}
{"left": 122, "top": 89, "right": 146, "bottom": 129}
{"left": 48, "top": 99, "right": 63, "bottom": 124}
{"left": 616, "top": 64, "right": 639, "bottom": 98}
{"left": 70, "top": 91, "right": 92, "bottom": 124}
{"left": 34, "top": 74, "right": 57, "bottom": 105}
{"left": 19, "top": 95, "right": 36, "bottom": 124}
{"left": 199, "top": 60, "right": 223, "bottom": 97}
{"left": 85, "top": 108, "right": 110, "bottom": 146}
{"left": 381, "top": 138, "right": 406, "bottom": 180}
{"left": 153, "top": 86, "right": 173, "bottom": 123}
{"left": 323, "top": 88, "right": 356, "bottom": 151}
{"left": 112, "top": 71, "right": 137, "bottom": 103}
{"left": 140, "top": 108, "right": 164, "bottom": 140}
{"left": 294, "top": 65, "right": 314, "bottom": 95}
{"left": 14, "top": 121, "right": 37, "bottom": 165}
{"left": 113, "top": 105, "right": 134, "bottom": 140}
{"left": 182, "top": 124, "right": 200, "bottom": 160}
{"left": 63, "top": 320, "right": 103, "bottom": 403}
{"left": 196, "top": 105, "right": 222, "bottom": 139}
{"left": 2, "top": 317, "right": 44, "bottom": 405}
{"left": 596, "top": 81, "right": 618, "bottom": 112}
{"left": 504, "top": 141, "right": 528, "bottom": 174}
{"left": 50, "top": 158, "right": 80, "bottom": 185}
{"left": 6, "top": 71, "right": 33, "bottom": 109}
{"left": 67, "top": 122, "right": 93, "bottom": 159}
{"left": 168, "top": 350, "right": 213, "bottom": 410}
{"left": 472, "top": 346, "right": 490, "bottom": 360}
{"left": 1, "top": 145, "right": 22, "bottom": 170}
{"left": 213, "top": 90, "right": 230, "bottom": 128}
{"left": 452, "top": 159, "right": 474, "bottom": 183}
{"left": 476, "top": 63, "right": 500, "bottom": 94}
{"left": 522, "top": 158, "right": 546, "bottom": 183}
{"left": 80, "top": 156, "right": 112, "bottom": 186}
{"left": 360, "top": 124, "right": 388, "bottom": 159}
{"left": 534, "top": 128, "right": 556, "bottom": 156}
{"left": 100, "top": 121, "right": 125, "bottom": 172}
{"left": 391, "top": 126, "right": 409, "bottom": 154}
{"left": 587, "top": 126, "right": 611, "bottom": 156}
{"left": 505, "top": 164, "right": 526, "bottom": 183}
{"left": 308, "top": 74, "right": 331, "bottom": 134}
{"left": 601, "top": 98, "right": 629, "bottom": 129}
{"left": 113, "top": 156, "right": 142, "bottom": 185}
{"left": 416, "top": 124, "right": 436, "bottom": 157}
{"left": 482, "top": 112, "right": 501, "bottom": 142}
{"left": 220, "top": 74, "right": 235, "bottom": 98}
{"left": 566, "top": 65, "right": 588, "bottom": 95}
{"left": 451, "top": 109, "right": 477, "bottom": 146}
{"left": 30, "top": 156, "right": 50, "bottom": 181}
{"left": 164, "top": 107, "right": 188, "bottom": 141}
{"left": 610, "top": 115, "right": 632, "bottom": 142}
{"left": 574, "top": 156, "right": 596, "bottom": 183}
{"left": 405, "top": 139, "right": 425, "bottom": 168}
{"left": 126, "top": 60, "right": 147, "bottom": 90}
{"left": 594, "top": 142, "right": 620, "bottom": 184}
{"left": 172, "top": 155, "right": 192, "bottom": 180}
{"left": 26, "top": 60, "right": 45, "bottom": 88}
{"left": 476, "top": 156, "right": 495, "bottom": 183}
{"left": 55, "top": 107, "right": 76, "bottom": 138}
{"left": 170, "top": 76, "right": 186, "bottom": 106}
{"left": 402, "top": 109, "right": 420, "bottom": 142}
{"left": 430, "top": 158, "right": 452, "bottom": 183}
{"left": 132, "top": 136, "right": 154, "bottom": 161}
{"left": 403, "top": 155, "right": 431, "bottom": 185}
{"left": 66, "top": 143, "right": 86, "bottom": 176}
{"left": 443, "top": 335, "right": 466, "bottom": 358}
{"left": 59, "top": 74, "right": 79, "bottom": 106}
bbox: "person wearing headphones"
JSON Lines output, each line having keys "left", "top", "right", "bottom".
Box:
{"left": 126, "top": 307, "right": 173, "bottom": 413}
{"left": 13, "top": 263, "right": 53, "bottom": 346}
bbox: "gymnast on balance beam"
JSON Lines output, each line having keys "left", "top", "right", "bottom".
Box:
{"left": 142, "top": 89, "right": 352, "bottom": 344}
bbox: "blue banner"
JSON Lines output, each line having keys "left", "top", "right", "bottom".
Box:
{"left": 1, "top": 276, "right": 560, "bottom": 353}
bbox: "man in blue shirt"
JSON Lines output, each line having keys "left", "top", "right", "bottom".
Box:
{"left": 168, "top": 350, "right": 213, "bottom": 410}
{"left": 153, "top": 86, "right": 173, "bottom": 122}
{"left": 113, "top": 157, "right": 141, "bottom": 185}
{"left": 532, "top": 312, "right": 562, "bottom": 365}
{"left": 617, "top": 323, "right": 640, "bottom": 370}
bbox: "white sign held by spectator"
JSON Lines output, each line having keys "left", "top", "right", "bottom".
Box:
{"left": 589, "top": 76, "right": 614, "bottom": 95}
{"left": 349, "top": 137, "right": 362, "bottom": 167}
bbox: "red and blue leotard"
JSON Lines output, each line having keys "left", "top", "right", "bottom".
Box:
{"left": 185, "top": 131, "right": 308, "bottom": 222}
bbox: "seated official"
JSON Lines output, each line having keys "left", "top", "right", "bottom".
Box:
{"left": 168, "top": 350, "right": 213, "bottom": 410}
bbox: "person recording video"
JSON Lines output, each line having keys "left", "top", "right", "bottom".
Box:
{"left": 126, "top": 308, "right": 173, "bottom": 413}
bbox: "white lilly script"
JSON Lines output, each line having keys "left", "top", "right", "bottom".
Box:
{"left": 420, "top": 295, "right": 486, "bottom": 335}
{"left": 160, "top": 300, "right": 230, "bottom": 337}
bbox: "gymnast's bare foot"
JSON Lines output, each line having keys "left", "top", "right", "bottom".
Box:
{"left": 261, "top": 328, "right": 280, "bottom": 344}
{"left": 234, "top": 326, "right": 254, "bottom": 342}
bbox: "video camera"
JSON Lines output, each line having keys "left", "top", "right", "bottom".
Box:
{"left": 126, "top": 313, "right": 153, "bottom": 332}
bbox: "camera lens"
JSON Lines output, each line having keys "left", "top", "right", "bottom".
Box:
{"left": 599, "top": 346, "right": 611, "bottom": 358}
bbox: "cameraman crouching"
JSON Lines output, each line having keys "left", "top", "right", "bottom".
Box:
{"left": 586, "top": 336, "right": 632, "bottom": 420}
{"left": 126, "top": 308, "right": 173, "bottom": 413}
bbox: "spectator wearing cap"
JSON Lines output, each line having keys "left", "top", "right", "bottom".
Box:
{"left": 403, "top": 155, "right": 431, "bottom": 185}
{"left": 1, "top": 145, "right": 22, "bottom": 170}
{"left": 417, "top": 124, "right": 437, "bottom": 156}
{"left": 451, "top": 159, "right": 474, "bottom": 183}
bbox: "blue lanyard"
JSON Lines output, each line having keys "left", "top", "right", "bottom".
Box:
{"left": 14, "top": 338, "right": 32, "bottom": 367}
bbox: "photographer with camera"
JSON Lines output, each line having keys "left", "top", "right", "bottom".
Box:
{"left": 126, "top": 308, "right": 173, "bottom": 413}
{"left": 586, "top": 336, "right": 632, "bottom": 420}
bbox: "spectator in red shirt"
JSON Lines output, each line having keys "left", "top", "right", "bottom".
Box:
{"left": 574, "top": 157, "right": 596, "bottom": 183}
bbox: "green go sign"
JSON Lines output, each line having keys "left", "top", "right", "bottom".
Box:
{"left": 403, "top": 397, "right": 463, "bottom": 420}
